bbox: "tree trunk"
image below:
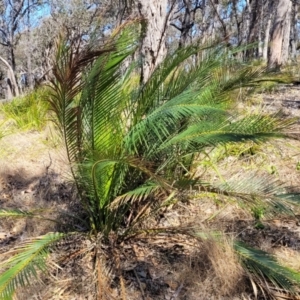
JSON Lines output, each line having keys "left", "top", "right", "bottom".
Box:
{"left": 243, "top": 0, "right": 251, "bottom": 46}
{"left": 138, "top": 0, "right": 173, "bottom": 82}
{"left": 0, "top": 55, "right": 19, "bottom": 98}
{"left": 268, "top": 0, "right": 292, "bottom": 69}
{"left": 246, "top": 0, "right": 260, "bottom": 58}
{"left": 179, "top": 0, "right": 192, "bottom": 48}
{"left": 281, "top": 0, "right": 292, "bottom": 63}
{"left": 232, "top": 0, "right": 242, "bottom": 45}
{"left": 258, "top": 0, "right": 265, "bottom": 58}
{"left": 27, "top": 0, "right": 33, "bottom": 90}
{"left": 263, "top": 12, "right": 272, "bottom": 61}
{"left": 290, "top": 2, "right": 298, "bottom": 59}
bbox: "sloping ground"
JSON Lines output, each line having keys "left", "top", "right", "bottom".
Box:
{"left": 0, "top": 86, "right": 300, "bottom": 299}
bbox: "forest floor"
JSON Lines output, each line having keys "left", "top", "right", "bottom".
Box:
{"left": 1, "top": 86, "right": 300, "bottom": 299}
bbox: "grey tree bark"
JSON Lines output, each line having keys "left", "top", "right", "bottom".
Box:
{"left": 263, "top": 2, "right": 273, "bottom": 61}
{"left": 281, "top": 0, "right": 292, "bottom": 63}
{"left": 268, "top": 0, "right": 292, "bottom": 68}
{"left": 137, "top": 0, "right": 174, "bottom": 82}
{"left": 27, "top": 0, "right": 33, "bottom": 89}
{"left": 246, "top": 0, "right": 260, "bottom": 57}
{"left": 290, "top": 2, "right": 298, "bottom": 59}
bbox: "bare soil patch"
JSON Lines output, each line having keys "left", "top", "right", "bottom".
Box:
{"left": 0, "top": 130, "right": 74, "bottom": 245}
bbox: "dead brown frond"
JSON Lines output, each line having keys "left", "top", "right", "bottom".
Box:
{"left": 120, "top": 275, "right": 127, "bottom": 300}
{"left": 95, "top": 248, "right": 117, "bottom": 300}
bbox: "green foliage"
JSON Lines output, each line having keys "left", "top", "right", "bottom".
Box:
{"left": 48, "top": 26, "right": 297, "bottom": 238}
{"left": 251, "top": 206, "right": 266, "bottom": 229}
{"left": 0, "top": 209, "right": 34, "bottom": 218}
{"left": 255, "top": 81, "right": 279, "bottom": 93}
{"left": 0, "top": 233, "right": 66, "bottom": 299}
{"left": 235, "top": 242, "right": 300, "bottom": 294}
{"left": 0, "top": 88, "right": 49, "bottom": 132}
{"left": 214, "top": 172, "right": 300, "bottom": 217}
{"left": 267, "top": 165, "right": 278, "bottom": 175}
{"left": 212, "top": 141, "right": 263, "bottom": 161}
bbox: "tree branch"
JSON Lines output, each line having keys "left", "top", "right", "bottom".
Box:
{"left": 170, "top": 22, "right": 183, "bottom": 32}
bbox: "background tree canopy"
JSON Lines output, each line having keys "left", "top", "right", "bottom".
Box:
{"left": 0, "top": 0, "right": 298, "bottom": 98}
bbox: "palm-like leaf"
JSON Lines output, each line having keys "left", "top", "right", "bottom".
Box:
{"left": 0, "top": 209, "right": 65, "bottom": 226}
{"left": 0, "top": 209, "right": 34, "bottom": 218}
{"left": 48, "top": 20, "right": 298, "bottom": 237}
{"left": 192, "top": 171, "right": 300, "bottom": 219}
{"left": 110, "top": 182, "right": 163, "bottom": 208}
{"left": 235, "top": 241, "right": 300, "bottom": 294}
{"left": 0, "top": 233, "right": 66, "bottom": 299}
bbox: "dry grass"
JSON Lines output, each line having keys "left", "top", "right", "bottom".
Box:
{"left": 272, "top": 247, "right": 300, "bottom": 273}
{"left": 175, "top": 236, "right": 247, "bottom": 299}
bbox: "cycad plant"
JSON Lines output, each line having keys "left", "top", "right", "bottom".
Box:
{"left": 0, "top": 21, "right": 300, "bottom": 299}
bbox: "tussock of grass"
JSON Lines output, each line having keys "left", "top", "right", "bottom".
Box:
{"left": 272, "top": 248, "right": 300, "bottom": 273}
{"left": 0, "top": 88, "right": 50, "bottom": 133}
{"left": 178, "top": 236, "right": 247, "bottom": 298}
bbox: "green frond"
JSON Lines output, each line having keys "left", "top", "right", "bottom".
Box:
{"left": 158, "top": 113, "right": 293, "bottom": 152}
{"left": 204, "top": 172, "right": 300, "bottom": 216}
{"left": 0, "top": 209, "right": 60, "bottom": 224}
{"left": 77, "top": 154, "right": 172, "bottom": 231}
{"left": 110, "top": 182, "right": 163, "bottom": 209}
{"left": 132, "top": 43, "right": 233, "bottom": 124}
{"left": 276, "top": 193, "right": 300, "bottom": 205}
{"left": 48, "top": 23, "right": 138, "bottom": 165}
{"left": 125, "top": 90, "right": 229, "bottom": 155}
{"left": 48, "top": 20, "right": 298, "bottom": 237}
{"left": 216, "top": 173, "right": 284, "bottom": 198}
{"left": 0, "top": 232, "right": 66, "bottom": 299}
{"left": 90, "top": 156, "right": 171, "bottom": 205}
{"left": 235, "top": 241, "right": 300, "bottom": 294}
{"left": 80, "top": 43, "right": 134, "bottom": 156}
{"left": 0, "top": 209, "right": 34, "bottom": 218}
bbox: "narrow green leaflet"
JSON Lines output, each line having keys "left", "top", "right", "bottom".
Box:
{"left": 0, "top": 209, "right": 33, "bottom": 218}
{"left": 0, "top": 232, "right": 66, "bottom": 299}
{"left": 235, "top": 241, "right": 300, "bottom": 294}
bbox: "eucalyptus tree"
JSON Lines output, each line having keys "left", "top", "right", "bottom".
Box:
{"left": 3, "top": 0, "right": 296, "bottom": 94}
{"left": 26, "top": 0, "right": 118, "bottom": 83}
{"left": 1, "top": 0, "right": 298, "bottom": 98}
{"left": 170, "top": 0, "right": 298, "bottom": 66}
{"left": 0, "top": 0, "right": 44, "bottom": 97}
